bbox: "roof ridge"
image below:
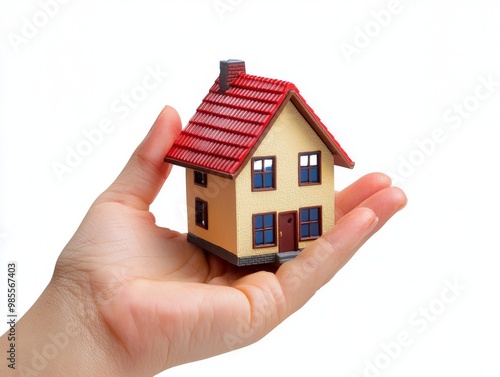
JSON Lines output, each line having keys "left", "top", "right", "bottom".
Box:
{"left": 231, "top": 73, "right": 296, "bottom": 94}
{"left": 238, "top": 72, "right": 293, "bottom": 86}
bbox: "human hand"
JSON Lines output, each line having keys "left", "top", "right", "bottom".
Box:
{"left": 0, "top": 106, "right": 407, "bottom": 377}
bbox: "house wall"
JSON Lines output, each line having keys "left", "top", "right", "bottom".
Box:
{"left": 185, "top": 169, "right": 238, "bottom": 253}
{"left": 235, "top": 101, "right": 335, "bottom": 258}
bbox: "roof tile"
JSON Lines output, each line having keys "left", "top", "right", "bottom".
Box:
{"left": 165, "top": 69, "right": 353, "bottom": 176}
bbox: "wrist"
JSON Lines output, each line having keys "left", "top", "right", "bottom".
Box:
{"left": 1, "top": 271, "right": 121, "bottom": 376}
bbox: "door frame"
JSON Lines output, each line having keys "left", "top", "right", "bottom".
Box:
{"left": 278, "top": 210, "right": 298, "bottom": 253}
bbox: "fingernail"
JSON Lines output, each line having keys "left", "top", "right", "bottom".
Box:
{"left": 363, "top": 210, "right": 379, "bottom": 236}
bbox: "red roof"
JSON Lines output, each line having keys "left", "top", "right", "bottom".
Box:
{"left": 165, "top": 69, "right": 354, "bottom": 178}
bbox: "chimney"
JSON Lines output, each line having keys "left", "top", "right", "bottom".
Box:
{"left": 219, "top": 59, "right": 246, "bottom": 94}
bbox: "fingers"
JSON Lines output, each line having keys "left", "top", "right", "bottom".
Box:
{"left": 354, "top": 185, "right": 407, "bottom": 233}
{"left": 277, "top": 181, "right": 407, "bottom": 315}
{"left": 335, "top": 172, "right": 392, "bottom": 219}
{"left": 276, "top": 207, "right": 378, "bottom": 314}
{"left": 100, "top": 106, "right": 182, "bottom": 210}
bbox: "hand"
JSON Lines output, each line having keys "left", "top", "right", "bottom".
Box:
{"left": 1, "top": 106, "right": 407, "bottom": 377}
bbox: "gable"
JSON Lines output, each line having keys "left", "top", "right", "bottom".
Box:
{"left": 237, "top": 100, "right": 336, "bottom": 191}
{"left": 233, "top": 100, "right": 337, "bottom": 258}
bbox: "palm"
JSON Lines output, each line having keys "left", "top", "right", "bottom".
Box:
{"left": 63, "top": 201, "right": 278, "bottom": 373}
{"left": 55, "top": 107, "right": 406, "bottom": 376}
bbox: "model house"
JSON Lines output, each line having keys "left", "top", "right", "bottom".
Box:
{"left": 165, "top": 60, "right": 354, "bottom": 266}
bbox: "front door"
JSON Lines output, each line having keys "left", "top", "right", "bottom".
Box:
{"left": 278, "top": 211, "right": 298, "bottom": 253}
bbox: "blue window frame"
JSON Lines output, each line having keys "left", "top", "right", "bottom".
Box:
{"left": 299, "top": 152, "right": 321, "bottom": 185}
{"left": 253, "top": 213, "right": 276, "bottom": 247}
{"left": 252, "top": 157, "right": 276, "bottom": 190}
{"left": 299, "top": 207, "right": 322, "bottom": 240}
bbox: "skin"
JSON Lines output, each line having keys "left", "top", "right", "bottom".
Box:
{"left": 0, "top": 106, "right": 407, "bottom": 376}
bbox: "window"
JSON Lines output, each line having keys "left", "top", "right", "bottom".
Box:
{"left": 195, "top": 198, "right": 208, "bottom": 229}
{"left": 194, "top": 171, "right": 207, "bottom": 187}
{"left": 253, "top": 213, "right": 276, "bottom": 247}
{"left": 299, "top": 152, "right": 321, "bottom": 185}
{"left": 252, "top": 157, "right": 276, "bottom": 190}
{"left": 299, "top": 207, "right": 322, "bottom": 240}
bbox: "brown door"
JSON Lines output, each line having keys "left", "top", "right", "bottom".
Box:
{"left": 279, "top": 211, "right": 298, "bottom": 252}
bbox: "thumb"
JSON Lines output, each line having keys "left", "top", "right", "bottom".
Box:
{"left": 100, "top": 106, "right": 182, "bottom": 210}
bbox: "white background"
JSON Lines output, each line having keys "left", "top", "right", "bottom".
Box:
{"left": 1, "top": 1, "right": 499, "bottom": 376}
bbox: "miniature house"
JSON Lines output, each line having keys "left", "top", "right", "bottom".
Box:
{"left": 165, "top": 60, "right": 354, "bottom": 266}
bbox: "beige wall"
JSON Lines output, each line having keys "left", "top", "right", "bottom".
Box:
{"left": 235, "top": 101, "right": 335, "bottom": 258}
{"left": 185, "top": 169, "right": 238, "bottom": 253}
{"left": 185, "top": 101, "right": 336, "bottom": 259}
